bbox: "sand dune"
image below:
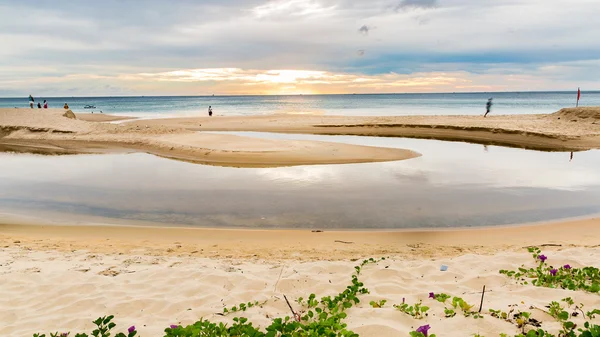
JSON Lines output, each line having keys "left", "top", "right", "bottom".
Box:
{"left": 548, "top": 107, "right": 600, "bottom": 121}
{"left": 0, "top": 108, "right": 418, "bottom": 167}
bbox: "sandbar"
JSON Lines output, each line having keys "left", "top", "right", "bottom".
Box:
{"left": 0, "top": 108, "right": 418, "bottom": 167}
{"left": 131, "top": 107, "right": 600, "bottom": 151}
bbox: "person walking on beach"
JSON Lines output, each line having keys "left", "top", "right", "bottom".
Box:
{"left": 37, "top": 102, "right": 42, "bottom": 108}
{"left": 43, "top": 100, "right": 48, "bottom": 109}
{"left": 64, "top": 103, "right": 69, "bottom": 110}
{"left": 484, "top": 98, "right": 493, "bottom": 117}
{"left": 208, "top": 106, "right": 213, "bottom": 117}
{"left": 29, "top": 94, "right": 34, "bottom": 108}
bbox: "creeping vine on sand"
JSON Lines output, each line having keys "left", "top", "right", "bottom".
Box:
{"left": 33, "top": 250, "right": 600, "bottom": 337}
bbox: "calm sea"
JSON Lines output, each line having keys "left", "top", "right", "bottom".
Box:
{"left": 1, "top": 91, "right": 598, "bottom": 117}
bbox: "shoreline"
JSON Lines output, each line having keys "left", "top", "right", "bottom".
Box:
{"left": 1, "top": 108, "right": 598, "bottom": 165}
{"left": 2, "top": 216, "right": 598, "bottom": 261}
{"left": 0, "top": 108, "right": 419, "bottom": 167}
{"left": 127, "top": 108, "right": 600, "bottom": 151}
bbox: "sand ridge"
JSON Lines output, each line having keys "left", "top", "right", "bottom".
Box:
{"left": 131, "top": 108, "right": 600, "bottom": 151}
{"left": 0, "top": 108, "right": 418, "bottom": 167}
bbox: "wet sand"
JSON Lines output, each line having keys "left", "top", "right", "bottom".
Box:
{"left": 1, "top": 215, "right": 598, "bottom": 260}
{"left": 76, "top": 113, "right": 136, "bottom": 122}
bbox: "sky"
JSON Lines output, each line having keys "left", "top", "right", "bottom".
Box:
{"left": 1, "top": 0, "right": 599, "bottom": 96}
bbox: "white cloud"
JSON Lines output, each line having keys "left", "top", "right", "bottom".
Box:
{"left": 1, "top": 0, "right": 599, "bottom": 96}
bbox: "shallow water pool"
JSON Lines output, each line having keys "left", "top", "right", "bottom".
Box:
{"left": 1, "top": 134, "right": 599, "bottom": 229}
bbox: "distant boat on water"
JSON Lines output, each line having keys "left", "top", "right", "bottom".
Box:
{"left": 84, "top": 105, "right": 96, "bottom": 109}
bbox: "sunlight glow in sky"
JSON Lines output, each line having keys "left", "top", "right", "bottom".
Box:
{"left": 0, "top": 0, "right": 599, "bottom": 96}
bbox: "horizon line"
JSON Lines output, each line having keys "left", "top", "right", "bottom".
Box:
{"left": 1, "top": 89, "right": 597, "bottom": 99}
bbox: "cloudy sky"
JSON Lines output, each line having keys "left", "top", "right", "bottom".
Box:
{"left": 1, "top": 0, "right": 599, "bottom": 96}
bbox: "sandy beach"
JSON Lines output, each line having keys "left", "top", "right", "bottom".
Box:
{"left": 0, "top": 108, "right": 599, "bottom": 166}
{"left": 2, "top": 107, "right": 600, "bottom": 336}
{"left": 129, "top": 107, "right": 600, "bottom": 151}
{"left": 5, "top": 1, "right": 600, "bottom": 335}
{"left": 1, "top": 217, "right": 599, "bottom": 336}
{"left": 0, "top": 108, "right": 419, "bottom": 167}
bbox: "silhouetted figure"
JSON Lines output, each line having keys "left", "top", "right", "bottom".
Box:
{"left": 29, "top": 94, "right": 34, "bottom": 108}
{"left": 570, "top": 152, "right": 574, "bottom": 162}
{"left": 37, "top": 102, "right": 42, "bottom": 108}
{"left": 43, "top": 100, "right": 48, "bottom": 108}
{"left": 484, "top": 98, "right": 493, "bottom": 117}
{"left": 64, "top": 103, "right": 69, "bottom": 109}
{"left": 208, "top": 106, "right": 213, "bottom": 117}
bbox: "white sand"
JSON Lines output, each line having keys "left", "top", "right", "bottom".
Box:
{"left": 1, "top": 246, "right": 598, "bottom": 337}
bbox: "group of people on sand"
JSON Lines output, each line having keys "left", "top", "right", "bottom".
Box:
{"left": 28, "top": 95, "right": 70, "bottom": 110}
{"left": 28, "top": 95, "right": 48, "bottom": 109}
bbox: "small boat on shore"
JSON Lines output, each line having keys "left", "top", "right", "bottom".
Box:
{"left": 84, "top": 105, "right": 96, "bottom": 109}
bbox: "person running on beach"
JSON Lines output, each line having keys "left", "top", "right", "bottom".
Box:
{"left": 484, "top": 98, "right": 493, "bottom": 117}
{"left": 43, "top": 100, "right": 48, "bottom": 109}
{"left": 208, "top": 106, "right": 213, "bottom": 117}
{"left": 64, "top": 103, "right": 69, "bottom": 109}
{"left": 29, "top": 95, "right": 34, "bottom": 108}
{"left": 37, "top": 102, "right": 42, "bottom": 108}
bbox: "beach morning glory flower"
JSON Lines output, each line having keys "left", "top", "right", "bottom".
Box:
{"left": 128, "top": 326, "right": 136, "bottom": 333}
{"left": 538, "top": 255, "right": 547, "bottom": 262}
{"left": 170, "top": 325, "right": 179, "bottom": 329}
{"left": 550, "top": 269, "right": 558, "bottom": 276}
{"left": 416, "top": 324, "right": 431, "bottom": 336}
{"left": 428, "top": 292, "right": 435, "bottom": 299}
{"left": 563, "top": 264, "right": 571, "bottom": 269}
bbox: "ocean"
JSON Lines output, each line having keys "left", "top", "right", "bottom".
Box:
{"left": 1, "top": 91, "right": 598, "bottom": 118}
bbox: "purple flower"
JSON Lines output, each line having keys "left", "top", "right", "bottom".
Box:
{"left": 128, "top": 326, "right": 136, "bottom": 334}
{"left": 170, "top": 325, "right": 179, "bottom": 329}
{"left": 428, "top": 292, "right": 435, "bottom": 299}
{"left": 563, "top": 264, "right": 571, "bottom": 270}
{"left": 416, "top": 324, "right": 431, "bottom": 337}
{"left": 538, "top": 255, "right": 547, "bottom": 262}
{"left": 550, "top": 268, "right": 558, "bottom": 276}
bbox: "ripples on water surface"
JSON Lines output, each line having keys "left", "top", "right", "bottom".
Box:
{"left": 1, "top": 135, "right": 599, "bottom": 229}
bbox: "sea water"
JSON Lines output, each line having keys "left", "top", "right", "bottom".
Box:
{"left": 1, "top": 91, "right": 598, "bottom": 117}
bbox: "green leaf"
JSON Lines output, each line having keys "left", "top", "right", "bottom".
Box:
{"left": 102, "top": 316, "right": 113, "bottom": 325}
{"left": 558, "top": 311, "right": 569, "bottom": 321}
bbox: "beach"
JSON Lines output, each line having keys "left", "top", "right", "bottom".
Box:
{"left": 2, "top": 107, "right": 600, "bottom": 336}
{"left": 1, "top": 217, "right": 599, "bottom": 336}
{"left": 127, "top": 107, "right": 600, "bottom": 151}
{"left": 2, "top": 108, "right": 600, "bottom": 162}
{"left": 5, "top": 0, "right": 600, "bottom": 335}
{"left": 0, "top": 108, "right": 419, "bottom": 167}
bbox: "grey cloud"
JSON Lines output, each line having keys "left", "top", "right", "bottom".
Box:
{"left": 358, "top": 25, "right": 370, "bottom": 35}
{"left": 2, "top": 0, "right": 600, "bottom": 95}
{"left": 396, "top": 0, "right": 437, "bottom": 10}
